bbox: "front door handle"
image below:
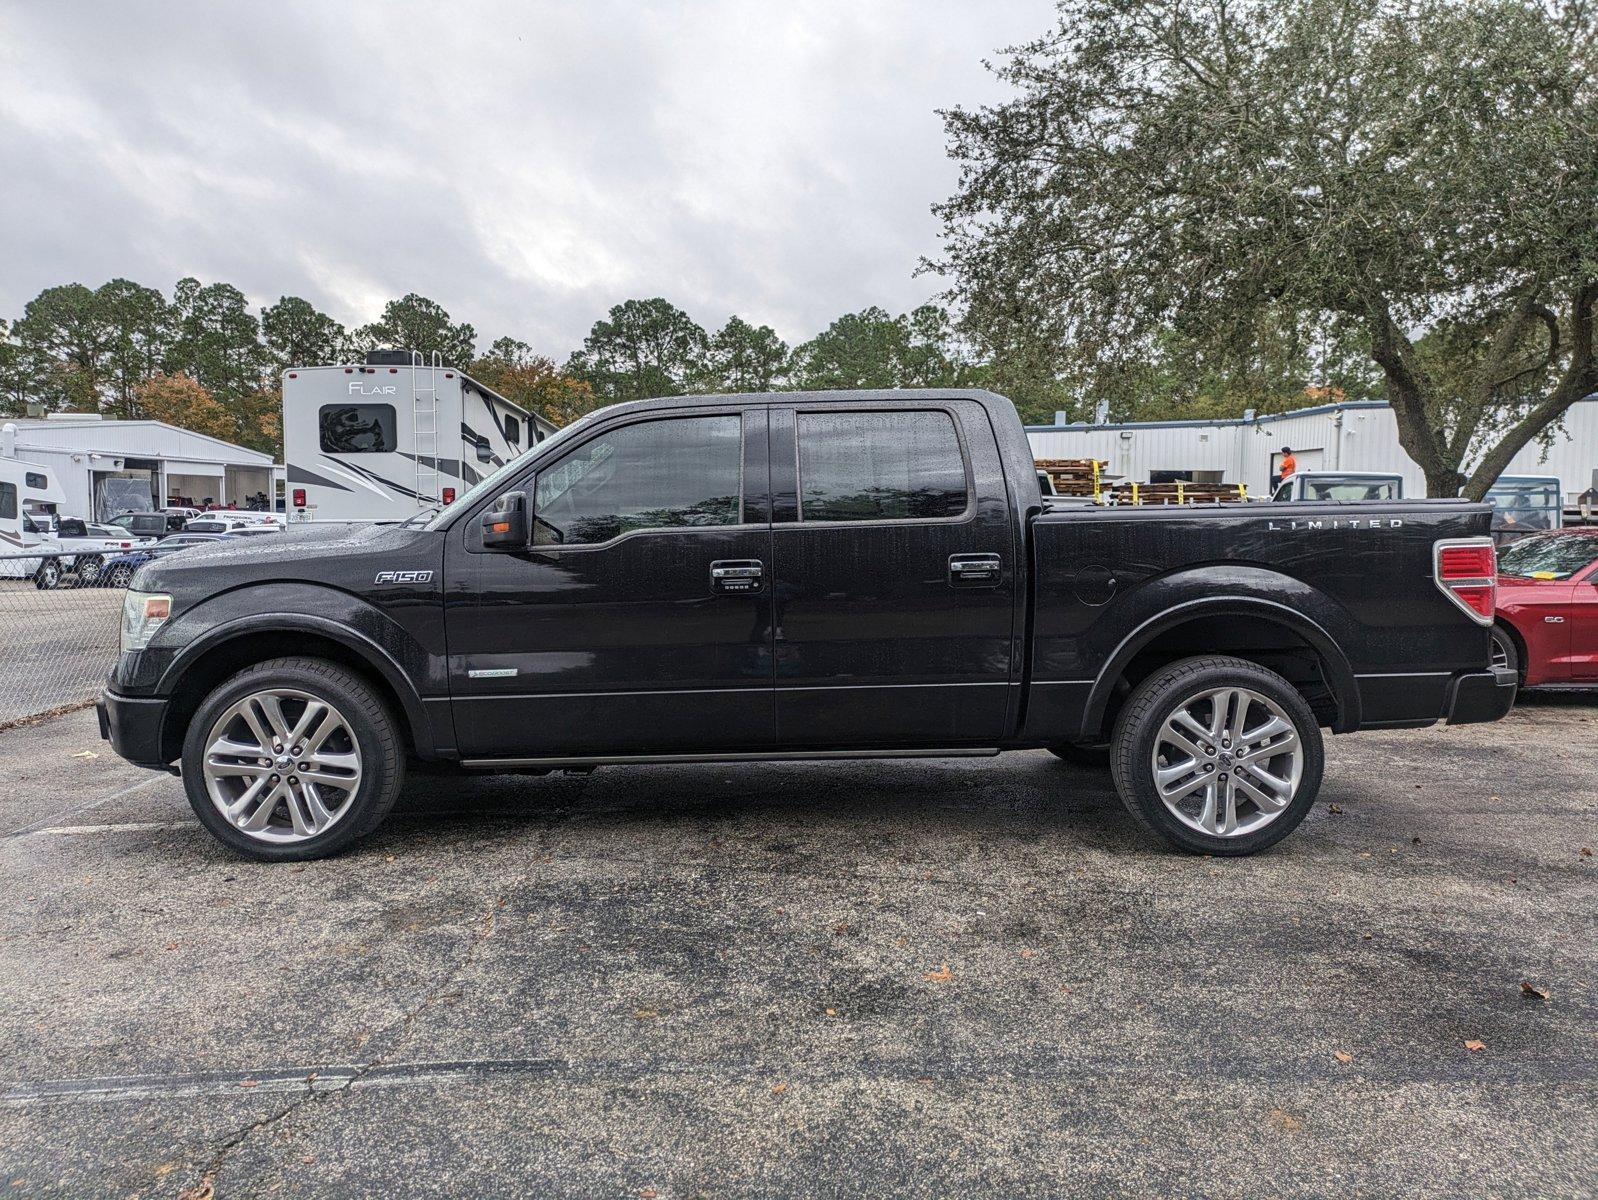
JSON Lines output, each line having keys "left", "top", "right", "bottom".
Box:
{"left": 710, "top": 559, "right": 764, "bottom": 594}
{"left": 949, "top": 553, "right": 1002, "bottom": 588}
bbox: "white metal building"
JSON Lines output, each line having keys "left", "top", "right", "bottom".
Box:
{"left": 2, "top": 415, "right": 284, "bottom": 520}
{"left": 1027, "top": 396, "right": 1598, "bottom": 500}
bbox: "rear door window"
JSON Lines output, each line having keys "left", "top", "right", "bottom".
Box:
{"left": 0, "top": 482, "right": 15, "bottom": 521}
{"left": 320, "top": 404, "right": 398, "bottom": 453}
{"left": 796, "top": 410, "right": 968, "bottom": 522}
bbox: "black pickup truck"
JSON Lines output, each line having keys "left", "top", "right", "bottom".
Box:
{"left": 99, "top": 389, "right": 1515, "bottom": 861}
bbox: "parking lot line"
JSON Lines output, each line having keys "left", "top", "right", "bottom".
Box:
{"left": 3, "top": 773, "right": 165, "bottom": 838}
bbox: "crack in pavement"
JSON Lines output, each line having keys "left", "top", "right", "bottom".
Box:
{"left": 169, "top": 799, "right": 578, "bottom": 1197}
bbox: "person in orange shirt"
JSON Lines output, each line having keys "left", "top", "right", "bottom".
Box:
{"left": 1278, "top": 446, "right": 1297, "bottom": 483}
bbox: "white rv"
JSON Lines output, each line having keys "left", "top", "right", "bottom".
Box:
{"left": 0, "top": 429, "right": 70, "bottom": 577}
{"left": 282, "top": 351, "right": 556, "bottom": 522}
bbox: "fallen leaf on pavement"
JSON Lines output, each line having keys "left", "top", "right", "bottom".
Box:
{"left": 1464, "top": 1039, "right": 1486, "bottom": 1051}
{"left": 1269, "top": 1108, "right": 1303, "bottom": 1133}
{"left": 1581, "top": 847, "right": 1592, "bottom": 858}
{"left": 771, "top": 1082, "right": 788, "bottom": 1095}
{"left": 633, "top": 1009, "right": 658, "bottom": 1020}
{"left": 178, "top": 1184, "right": 214, "bottom": 1200}
{"left": 1333, "top": 1050, "right": 1353, "bottom": 1064}
{"left": 825, "top": 1008, "right": 838, "bottom": 1017}
{"left": 69, "top": 751, "right": 98, "bottom": 759}
{"left": 239, "top": 1079, "right": 259, "bottom": 1088}
{"left": 923, "top": 964, "right": 952, "bottom": 983}
{"left": 1328, "top": 804, "right": 1343, "bottom": 814}
{"left": 1520, "top": 982, "right": 1550, "bottom": 1001}
{"left": 1020, "top": 949, "right": 1035, "bottom": 959}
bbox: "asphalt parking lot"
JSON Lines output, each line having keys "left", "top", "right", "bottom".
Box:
{"left": 1, "top": 698, "right": 1595, "bottom": 1198}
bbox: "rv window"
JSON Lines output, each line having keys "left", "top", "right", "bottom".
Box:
{"left": 0, "top": 482, "right": 15, "bottom": 521}
{"left": 533, "top": 415, "right": 742, "bottom": 546}
{"left": 504, "top": 416, "right": 520, "bottom": 446}
{"left": 319, "top": 404, "right": 398, "bottom": 454}
{"left": 25, "top": 472, "right": 46, "bottom": 490}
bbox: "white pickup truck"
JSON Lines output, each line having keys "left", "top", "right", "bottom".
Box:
{"left": 31, "top": 517, "right": 154, "bottom": 588}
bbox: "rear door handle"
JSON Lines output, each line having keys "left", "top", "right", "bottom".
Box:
{"left": 949, "top": 553, "right": 1002, "bottom": 588}
{"left": 710, "top": 559, "right": 764, "bottom": 594}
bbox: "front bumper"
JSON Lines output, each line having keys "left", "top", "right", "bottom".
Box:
{"left": 1444, "top": 666, "right": 1518, "bottom": 726}
{"left": 97, "top": 690, "right": 174, "bottom": 769}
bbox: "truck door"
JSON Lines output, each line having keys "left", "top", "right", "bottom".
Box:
{"left": 767, "top": 400, "right": 1017, "bottom": 746}
{"left": 445, "top": 407, "right": 776, "bottom": 759}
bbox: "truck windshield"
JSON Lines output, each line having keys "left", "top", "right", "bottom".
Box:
{"left": 421, "top": 409, "right": 605, "bottom": 531}
{"left": 1496, "top": 534, "right": 1598, "bottom": 579}
{"left": 1486, "top": 479, "right": 1562, "bottom": 532}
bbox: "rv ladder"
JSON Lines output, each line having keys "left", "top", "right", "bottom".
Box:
{"left": 411, "top": 350, "right": 442, "bottom": 504}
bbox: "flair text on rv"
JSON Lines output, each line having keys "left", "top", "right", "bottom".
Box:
{"left": 348, "top": 382, "right": 398, "bottom": 395}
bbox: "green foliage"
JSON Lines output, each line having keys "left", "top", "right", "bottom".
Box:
{"left": 790, "top": 304, "right": 968, "bottom": 391}
{"left": 354, "top": 293, "right": 477, "bottom": 368}
{"left": 472, "top": 337, "right": 600, "bottom": 428}
{"left": 167, "top": 278, "right": 270, "bottom": 404}
{"left": 96, "top": 279, "right": 176, "bottom": 419}
{"left": 933, "top": 0, "right": 1598, "bottom": 496}
{"left": 566, "top": 298, "right": 710, "bottom": 401}
{"left": 262, "top": 296, "right": 348, "bottom": 370}
{"left": 700, "top": 316, "right": 789, "bottom": 392}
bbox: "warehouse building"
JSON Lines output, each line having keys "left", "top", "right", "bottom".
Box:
{"left": 1026, "top": 396, "right": 1598, "bottom": 501}
{"left": 1, "top": 415, "right": 282, "bottom": 520}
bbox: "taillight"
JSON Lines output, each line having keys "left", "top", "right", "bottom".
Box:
{"left": 292, "top": 489, "right": 306, "bottom": 507}
{"left": 1434, "top": 538, "right": 1496, "bottom": 624}
{"left": 441, "top": 487, "right": 456, "bottom": 504}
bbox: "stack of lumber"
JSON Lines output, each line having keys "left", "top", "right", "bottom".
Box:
{"left": 1105, "top": 480, "right": 1251, "bottom": 505}
{"left": 1036, "top": 458, "right": 1117, "bottom": 499}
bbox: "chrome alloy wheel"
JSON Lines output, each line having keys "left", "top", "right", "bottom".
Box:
{"left": 201, "top": 688, "right": 363, "bottom": 844}
{"left": 1150, "top": 686, "right": 1303, "bottom": 838}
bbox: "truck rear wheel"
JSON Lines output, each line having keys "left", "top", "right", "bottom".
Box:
{"left": 1110, "top": 656, "right": 1323, "bottom": 855}
{"left": 181, "top": 657, "right": 405, "bottom": 861}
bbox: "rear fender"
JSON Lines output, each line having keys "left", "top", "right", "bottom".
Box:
{"left": 1082, "top": 595, "right": 1360, "bottom": 739}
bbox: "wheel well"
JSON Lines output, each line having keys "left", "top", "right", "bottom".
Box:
{"left": 1492, "top": 618, "right": 1527, "bottom": 673}
{"left": 158, "top": 631, "right": 415, "bottom": 762}
{"left": 1087, "top": 614, "right": 1342, "bottom": 741}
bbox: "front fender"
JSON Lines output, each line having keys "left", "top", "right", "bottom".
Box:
{"left": 116, "top": 581, "right": 443, "bottom": 756}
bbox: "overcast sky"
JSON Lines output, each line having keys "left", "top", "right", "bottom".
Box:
{"left": 0, "top": 1, "right": 1053, "bottom": 356}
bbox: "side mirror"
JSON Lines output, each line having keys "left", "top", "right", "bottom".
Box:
{"left": 476, "top": 441, "right": 493, "bottom": 464}
{"left": 481, "top": 491, "right": 529, "bottom": 549}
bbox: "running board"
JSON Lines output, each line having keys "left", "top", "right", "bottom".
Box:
{"left": 458, "top": 747, "right": 1003, "bottom": 769}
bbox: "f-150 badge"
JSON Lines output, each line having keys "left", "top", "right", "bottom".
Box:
{"left": 374, "top": 570, "right": 434, "bottom": 584}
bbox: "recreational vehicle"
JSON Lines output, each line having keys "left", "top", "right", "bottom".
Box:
{"left": 282, "top": 351, "right": 556, "bottom": 522}
{"left": 1, "top": 424, "right": 68, "bottom": 545}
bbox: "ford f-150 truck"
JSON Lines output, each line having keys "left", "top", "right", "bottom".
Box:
{"left": 98, "top": 389, "right": 1516, "bottom": 861}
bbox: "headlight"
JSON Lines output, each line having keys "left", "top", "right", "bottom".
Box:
{"left": 120, "top": 591, "right": 172, "bottom": 652}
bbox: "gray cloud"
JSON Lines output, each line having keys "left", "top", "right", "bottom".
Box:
{"left": 0, "top": 0, "right": 1052, "bottom": 354}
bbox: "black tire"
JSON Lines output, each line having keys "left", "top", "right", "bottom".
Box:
{"left": 1047, "top": 742, "right": 1113, "bottom": 768}
{"left": 181, "top": 657, "right": 405, "bottom": 861}
{"left": 74, "top": 555, "right": 104, "bottom": 587}
{"left": 1490, "top": 624, "right": 1523, "bottom": 686}
{"left": 33, "top": 561, "right": 61, "bottom": 590}
{"left": 1109, "top": 655, "right": 1324, "bottom": 856}
{"left": 106, "top": 563, "right": 134, "bottom": 588}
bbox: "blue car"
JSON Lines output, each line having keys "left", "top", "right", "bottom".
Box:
{"left": 100, "top": 532, "right": 237, "bottom": 587}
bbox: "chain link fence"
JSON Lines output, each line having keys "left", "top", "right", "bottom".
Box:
{"left": 0, "top": 552, "right": 126, "bottom": 728}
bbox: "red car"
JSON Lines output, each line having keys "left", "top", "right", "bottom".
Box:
{"left": 1492, "top": 529, "right": 1598, "bottom": 687}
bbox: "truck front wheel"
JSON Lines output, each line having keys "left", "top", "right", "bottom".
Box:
{"left": 181, "top": 657, "right": 405, "bottom": 861}
{"left": 1109, "top": 656, "right": 1324, "bottom": 855}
